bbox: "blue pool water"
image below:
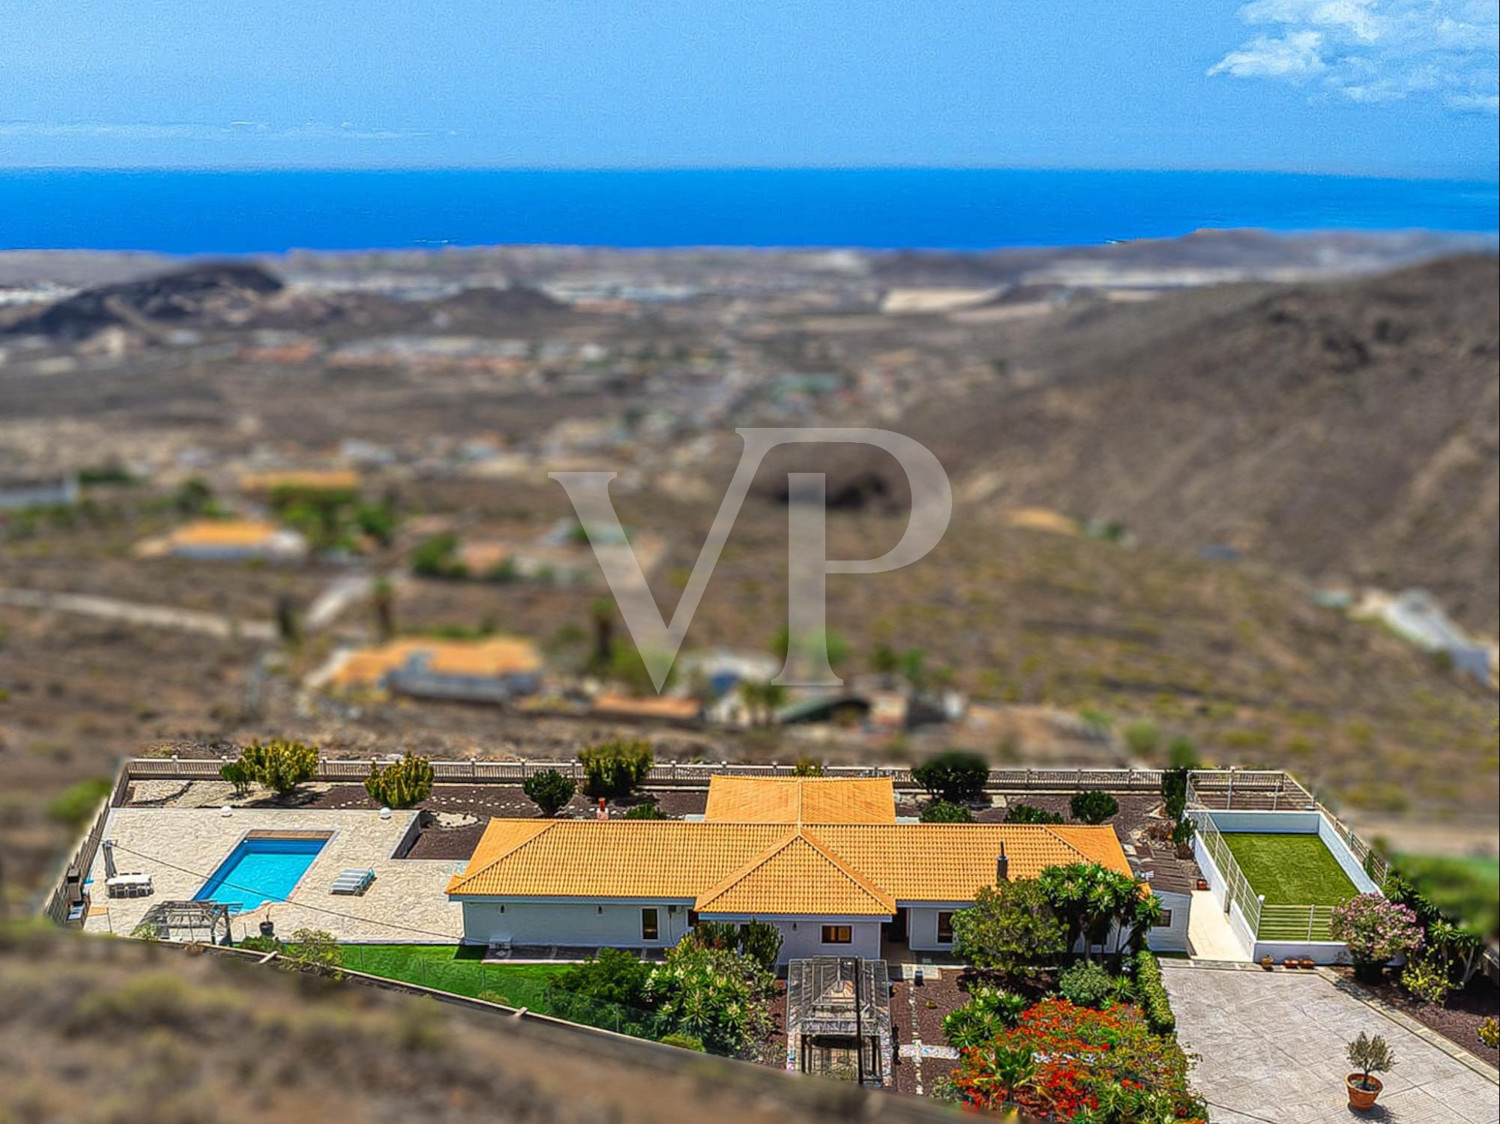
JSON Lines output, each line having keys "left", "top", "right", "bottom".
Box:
{"left": 195, "top": 836, "right": 326, "bottom": 913}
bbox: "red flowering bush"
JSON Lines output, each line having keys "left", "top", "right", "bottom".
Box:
{"left": 950, "top": 999, "right": 1207, "bottom": 1122}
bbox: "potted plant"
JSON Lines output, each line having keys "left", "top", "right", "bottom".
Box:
{"left": 1299, "top": 957, "right": 1316, "bottom": 969}
{"left": 1260, "top": 955, "right": 1275, "bottom": 971}
{"left": 1346, "top": 1032, "right": 1394, "bottom": 1110}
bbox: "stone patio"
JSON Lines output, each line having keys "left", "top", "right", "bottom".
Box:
{"left": 1162, "top": 961, "right": 1499, "bottom": 1124}
{"left": 81, "top": 807, "right": 464, "bottom": 943}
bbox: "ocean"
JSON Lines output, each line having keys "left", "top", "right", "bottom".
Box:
{"left": 0, "top": 167, "right": 1496, "bottom": 254}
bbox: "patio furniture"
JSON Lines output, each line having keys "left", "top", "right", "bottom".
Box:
{"left": 106, "top": 873, "right": 153, "bottom": 898}
{"left": 330, "top": 869, "right": 375, "bottom": 895}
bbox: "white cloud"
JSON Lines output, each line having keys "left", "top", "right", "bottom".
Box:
{"left": 1210, "top": 0, "right": 1500, "bottom": 112}
{"left": 1209, "top": 30, "right": 1327, "bottom": 79}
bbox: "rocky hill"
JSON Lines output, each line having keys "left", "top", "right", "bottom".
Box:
{"left": 920, "top": 255, "right": 1500, "bottom": 633}
{"left": 0, "top": 262, "right": 284, "bottom": 339}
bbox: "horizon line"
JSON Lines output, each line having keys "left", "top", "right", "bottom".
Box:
{"left": 2, "top": 162, "right": 1497, "bottom": 184}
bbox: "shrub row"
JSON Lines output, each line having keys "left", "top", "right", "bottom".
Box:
{"left": 1133, "top": 950, "right": 1175, "bottom": 1035}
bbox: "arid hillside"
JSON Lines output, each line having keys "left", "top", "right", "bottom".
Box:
{"left": 0, "top": 925, "right": 955, "bottom": 1124}
{"left": 926, "top": 256, "right": 1500, "bottom": 632}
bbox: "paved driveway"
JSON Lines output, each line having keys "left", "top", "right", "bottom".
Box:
{"left": 1162, "top": 963, "right": 1498, "bottom": 1124}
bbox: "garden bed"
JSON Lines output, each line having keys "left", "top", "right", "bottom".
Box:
{"left": 1330, "top": 966, "right": 1499, "bottom": 1069}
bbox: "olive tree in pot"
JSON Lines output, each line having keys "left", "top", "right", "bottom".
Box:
{"left": 1346, "top": 1032, "right": 1394, "bottom": 1110}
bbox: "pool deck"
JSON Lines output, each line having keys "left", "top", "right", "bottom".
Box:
{"left": 82, "top": 807, "right": 464, "bottom": 943}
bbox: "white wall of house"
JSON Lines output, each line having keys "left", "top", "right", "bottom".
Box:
{"left": 458, "top": 900, "right": 884, "bottom": 964}
{"left": 459, "top": 899, "right": 693, "bottom": 950}
{"left": 701, "top": 915, "right": 883, "bottom": 963}
{"left": 1145, "top": 890, "right": 1191, "bottom": 954}
{"left": 907, "top": 905, "right": 964, "bottom": 952}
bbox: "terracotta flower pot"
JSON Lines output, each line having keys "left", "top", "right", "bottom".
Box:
{"left": 1346, "top": 1073, "right": 1382, "bottom": 1110}
{"left": 1283, "top": 958, "right": 1299, "bottom": 968}
{"left": 1299, "top": 958, "right": 1317, "bottom": 969}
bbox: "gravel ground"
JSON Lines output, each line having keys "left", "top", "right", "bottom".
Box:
{"left": 890, "top": 971, "right": 975, "bottom": 1096}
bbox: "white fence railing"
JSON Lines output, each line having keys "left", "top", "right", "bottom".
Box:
{"left": 1185, "top": 770, "right": 1311, "bottom": 810}
{"left": 1258, "top": 904, "right": 1338, "bottom": 943}
{"left": 1315, "top": 802, "right": 1391, "bottom": 887}
{"left": 1189, "top": 806, "right": 1264, "bottom": 938}
{"left": 1186, "top": 774, "right": 1391, "bottom": 894}
{"left": 122, "top": 756, "right": 1301, "bottom": 792}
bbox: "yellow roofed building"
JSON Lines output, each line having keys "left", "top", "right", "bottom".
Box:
{"left": 135, "top": 519, "right": 308, "bottom": 562}
{"left": 325, "top": 636, "right": 543, "bottom": 703}
{"left": 447, "top": 775, "right": 1141, "bottom": 964}
{"left": 239, "top": 469, "right": 361, "bottom": 495}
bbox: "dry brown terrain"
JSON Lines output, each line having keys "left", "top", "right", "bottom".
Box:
{"left": 0, "top": 924, "right": 958, "bottom": 1124}
{"left": 918, "top": 256, "right": 1500, "bottom": 633}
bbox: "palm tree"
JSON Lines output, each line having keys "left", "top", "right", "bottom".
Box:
{"left": 739, "top": 680, "right": 787, "bottom": 726}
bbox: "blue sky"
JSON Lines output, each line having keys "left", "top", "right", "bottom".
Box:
{"left": 1, "top": 1, "right": 1495, "bottom": 177}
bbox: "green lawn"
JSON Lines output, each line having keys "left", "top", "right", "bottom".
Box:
{"left": 1222, "top": 833, "right": 1359, "bottom": 906}
{"left": 335, "top": 945, "right": 668, "bottom": 1038}
{"left": 340, "top": 944, "right": 568, "bottom": 1006}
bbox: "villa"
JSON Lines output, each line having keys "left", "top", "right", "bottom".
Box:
{"left": 447, "top": 776, "right": 1143, "bottom": 964}
{"left": 324, "top": 636, "right": 544, "bottom": 702}
{"left": 134, "top": 518, "right": 309, "bottom": 562}
{"left": 238, "top": 468, "right": 362, "bottom": 495}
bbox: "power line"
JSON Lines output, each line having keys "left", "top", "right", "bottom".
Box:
{"left": 105, "top": 840, "right": 466, "bottom": 944}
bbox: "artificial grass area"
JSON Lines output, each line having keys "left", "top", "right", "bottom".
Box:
{"left": 1221, "top": 833, "right": 1359, "bottom": 906}
{"left": 340, "top": 944, "right": 567, "bottom": 1004}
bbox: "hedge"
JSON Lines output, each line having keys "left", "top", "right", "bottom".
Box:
{"left": 1133, "top": 950, "right": 1175, "bottom": 1036}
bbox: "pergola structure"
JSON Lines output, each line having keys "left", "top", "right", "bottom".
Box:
{"left": 785, "top": 956, "right": 892, "bottom": 1087}
{"left": 132, "top": 901, "right": 235, "bottom": 945}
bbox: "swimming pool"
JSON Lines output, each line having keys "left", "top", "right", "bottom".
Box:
{"left": 195, "top": 835, "right": 327, "bottom": 913}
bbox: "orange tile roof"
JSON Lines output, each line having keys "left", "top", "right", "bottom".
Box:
{"left": 446, "top": 821, "right": 787, "bottom": 899}
{"left": 703, "top": 776, "right": 895, "bottom": 824}
{"left": 240, "top": 470, "right": 361, "bottom": 492}
{"left": 448, "top": 778, "right": 1134, "bottom": 916}
{"left": 328, "top": 637, "right": 541, "bottom": 689}
{"left": 813, "top": 824, "right": 1122, "bottom": 902}
{"left": 695, "top": 830, "right": 895, "bottom": 916}
{"left": 166, "top": 519, "right": 287, "bottom": 547}
{"left": 591, "top": 693, "right": 703, "bottom": 721}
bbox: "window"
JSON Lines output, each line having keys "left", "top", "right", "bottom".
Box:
{"left": 641, "top": 908, "right": 660, "bottom": 941}
{"left": 936, "top": 911, "right": 955, "bottom": 944}
{"left": 1154, "top": 910, "right": 1173, "bottom": 929}
{"left": 821, "top": 925, "right": 852, "bottom": 945}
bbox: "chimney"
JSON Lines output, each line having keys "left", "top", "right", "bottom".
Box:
{"left": 996, "top": 844, "right": 1009, "bottom": 883}
{"left": 596, "top": 797, "right": 609, "bottom": 821}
